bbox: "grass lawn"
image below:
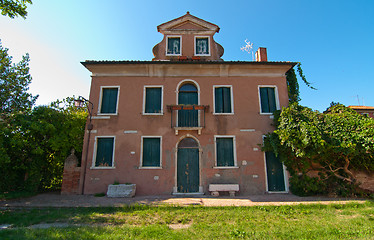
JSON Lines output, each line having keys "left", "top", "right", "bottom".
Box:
{"left": 1, "top": 201, "right": 374, "bottom": 239}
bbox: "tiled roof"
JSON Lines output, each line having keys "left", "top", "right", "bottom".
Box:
{"left": 348, "top": 105, "right": 374, "bottom": 110}
{"left": 82, "top": 60, "right": 297, "bottom": 66}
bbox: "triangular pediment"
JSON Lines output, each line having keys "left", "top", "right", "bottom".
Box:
{"left": 170, "top": 21, "right": 210, "bottom": 31}
{"left": 158, "top": 12, "right": 219, "bottom": 34}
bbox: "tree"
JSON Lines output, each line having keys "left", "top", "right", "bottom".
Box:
{"left": 0, "top": 0, "right": 32, "bottom": 18}
{"left": 0, "top": 97, "right": 87, "bottom": 192}
{"left": 264, "top": 103, "right": 374, "bottom": 196}
{"left": 0, "top": 41, "right": 38, "bottom": 119}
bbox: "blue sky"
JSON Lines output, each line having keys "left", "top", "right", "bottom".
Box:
{"left": 1, "top": 0, "right": 373, "bottom": 111}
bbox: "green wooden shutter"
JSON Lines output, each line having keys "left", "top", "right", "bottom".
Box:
{"left": 222, "top": 87, "right": 232, "bottom": 113}
{"left": 101, "top": 88, "right": 118, "bottom": 114}
{"left": 267, "top": 88, "right": 276, "bottom": 113}
{"left": 216, "top": 138, "right": 234, "bottom": 166}
{"left": 260, "top": 87, "right": 276, "bottom": 113}
{"left": 265, "top": 152, "right": 286, "bottom": 191}
{"left": 95, "top": 138, "right": 114, "bottom": 167}
{"left": 215, "top": 87, "right": 232, "bottom": 113}
{"left": 145, "top": 88, "right": 161, "bottom": 113}
{"left": 260, "top": 87, "right": 269, "bottom": 113}
{"left": 143, "top": 138, "right": 160, "bottom": 167}
{"left": 177, "top": 148, "right": 199, "bottom": 193}
{"left": 215, "top": 87, "right": 223, "bottom": 113}
{"left": 178, "top": 91, "right": 198, "bottom": 127}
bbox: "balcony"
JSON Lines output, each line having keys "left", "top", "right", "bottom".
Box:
{"left": 167, "top": 105, "right": 209, "bottom": 135}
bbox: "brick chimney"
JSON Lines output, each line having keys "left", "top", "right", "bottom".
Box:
{"left": 255, "top": 47, "right": 267, "bottom": 62}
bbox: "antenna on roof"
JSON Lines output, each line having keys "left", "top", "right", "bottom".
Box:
{"left": 351, "top": 95, "right": 361, "bottom": 105}
{"left": 241, "top": 39, "right": 254, "bottom": 61}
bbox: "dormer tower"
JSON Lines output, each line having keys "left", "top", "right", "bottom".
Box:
{"left": 152, "top": 12, "right": 224, "bottom": 61}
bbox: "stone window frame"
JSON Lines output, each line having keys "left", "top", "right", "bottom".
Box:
{"left": 258, "top": 85, "right": 280, "bottom": 115}
{"left": 213, "top": 135, "right": 238, "bottom": 169}
{"left": 98, "top": 86, "right": 120, "bottom": 115}
{"left": 139, "top": 136, "right": 163, "bottom": 169}
{"left": 91, "top": 136, "right": 116, "bottom": 169}
{"left": 194, "top": 36, "right": 211, "bottom": 56}
{"left": 213, "top": 85, "right": 234, "bottom": 115}
{"left": 142, "top": 85, "right": 164, "bottom": 115}
{"left": 166, "top": 35, "right": 182, "bottom": 56}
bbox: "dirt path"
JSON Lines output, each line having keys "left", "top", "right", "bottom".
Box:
{"left": 0, "top": 192, "right": 367, "bottom": 208}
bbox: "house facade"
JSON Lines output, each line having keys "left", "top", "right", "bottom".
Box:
{"left": 77, "top": 12, "right": 296, "bottom": 196}
{"left": 348, "top": 105, "right": 374, "bottom": 118}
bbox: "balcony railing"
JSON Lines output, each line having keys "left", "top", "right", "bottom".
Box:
{"left": 167, "top": 105, "right": 209, "bottom": 135}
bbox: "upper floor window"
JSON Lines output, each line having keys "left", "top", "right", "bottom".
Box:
{"left": 143, "top": 86, "right": 163, "bottom": 115}
{"left": 166, "top": 36, "right": 181, "bottom": 55}
{"left": 259, "top": 86, "right": 278, "bottom": 114}
{"left": 195, "top": 36, "right": 210, "bottom": 56}
{"left": 214, "top": 86, "right": 233, "bottom": 114}
{"left": 99, "top": 87, "right": 119, "bottom": 114}
{"left": 93, "top": 136, "right": 115, "bottom": 168}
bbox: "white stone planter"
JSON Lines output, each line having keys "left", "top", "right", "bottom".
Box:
{"left": 107, "top": 184, "right": 136, "bottom": 198}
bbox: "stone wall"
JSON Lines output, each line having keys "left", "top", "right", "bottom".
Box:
{"left": 61, "top": 149, "right": 81, "bottom": 195}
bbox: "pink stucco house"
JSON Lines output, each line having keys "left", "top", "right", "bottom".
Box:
{"left": 75, "top": 12, "right": 296, "bottom": 196}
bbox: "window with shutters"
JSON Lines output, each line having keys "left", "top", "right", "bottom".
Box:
{"left": 99, "top": 87, "right": 119, "bottom": 114}
{"left": 195, "top": 36, "right": 210, "bottom": 56}
{"left": 259, "top": 86, "right": 279, "bottom": 114}
{"left": 141, "top": 136, "right": 162, "bottom": 168}
{"left": 93, "top": 136, "right": 115, "bottom": 168}
{"left": 143, "top": 86, "right": 163, "bottom": 115}
{"left": 214, "top": 86, "right": 233, "bottom": 114}
{"left": 214, "top": 136, "right": 237, "bottom": 168}
{"left": 166, "top": 36, "right": 181, "bottom": 56}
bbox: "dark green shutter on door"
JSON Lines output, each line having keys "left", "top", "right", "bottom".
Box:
{"left": 265, "top": 152, "right": 286, "bottom": 191}
{"left": 260, "top": 87, "right": 276, "bottom": 113}
{"left": 95, "top": 138, "right": 114, "bottom": 167}
{"left": 145, "top": 88, "right": 161, "bottom": 113}
{"left": 101, "top": 88, "right": 118, "bottom": 114}
{"left": 216, "top": 138, "right": 234, "bottom": 166}
{"left": 143, "top": 138, "right": 160, "bottom": 167}
{"left": 178, "top": 85, "right": 198, "bottom": 127}
{"left": 177, "top": 148, "right": 199, "bottom": 193}
{"left": 215, "top": 87, "right": 232, "bottom": 113}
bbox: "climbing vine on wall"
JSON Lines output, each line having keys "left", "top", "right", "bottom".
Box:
{"left": 286, "top": 63, "right": 315, "bottom": 103}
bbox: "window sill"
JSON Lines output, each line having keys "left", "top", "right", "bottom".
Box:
{"left": 213, "top": 166, "right": 239, "bottom": 169}
{"left": 213, "top": 112, "right": 234, "bottom": 115}
{"left": 97, "top": 113, "right": 118, "bottom": 116}
{"left": 138, "top": 167, "right": 162, "bottom": 170}
{"left": 195, "top": 54, "right": 211, "bottom": 57}
{"left": 166, "top": 54, "right": 182, "bottom": 56}
{"left": 92, "top": 116, "right": 111, "bottom": 120}
{"left": 90, "top": 167, "right": 116, "bottom": 170}
{"left": 142, "top": 113, "right": 164, "bottom": 116}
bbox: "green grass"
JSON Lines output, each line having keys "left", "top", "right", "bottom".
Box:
{"left": 0, "top": 191, "right": 36, "bottom": 200}
{"left": 1, "top": 202, "right": 374, "bottom": 239}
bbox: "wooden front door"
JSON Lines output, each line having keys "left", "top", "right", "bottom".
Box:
{"left": 265, "top": 152, "right": 286, "bottom": 192}
{"left": 177, "top": 138, "right": 199, "bottom": 193}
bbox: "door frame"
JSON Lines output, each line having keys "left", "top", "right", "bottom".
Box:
{"left": 173, "top": 134, "right": 203, "bottom": 194}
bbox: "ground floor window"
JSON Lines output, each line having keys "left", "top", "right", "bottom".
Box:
{"left": 94, "top": 137, "right": 115, "bottom": 167}
{"left": 141, "top": 137, "right": 162, "bottom": 167}
{"left": 215, "top": 136, "right": 236, "bottom": 167}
